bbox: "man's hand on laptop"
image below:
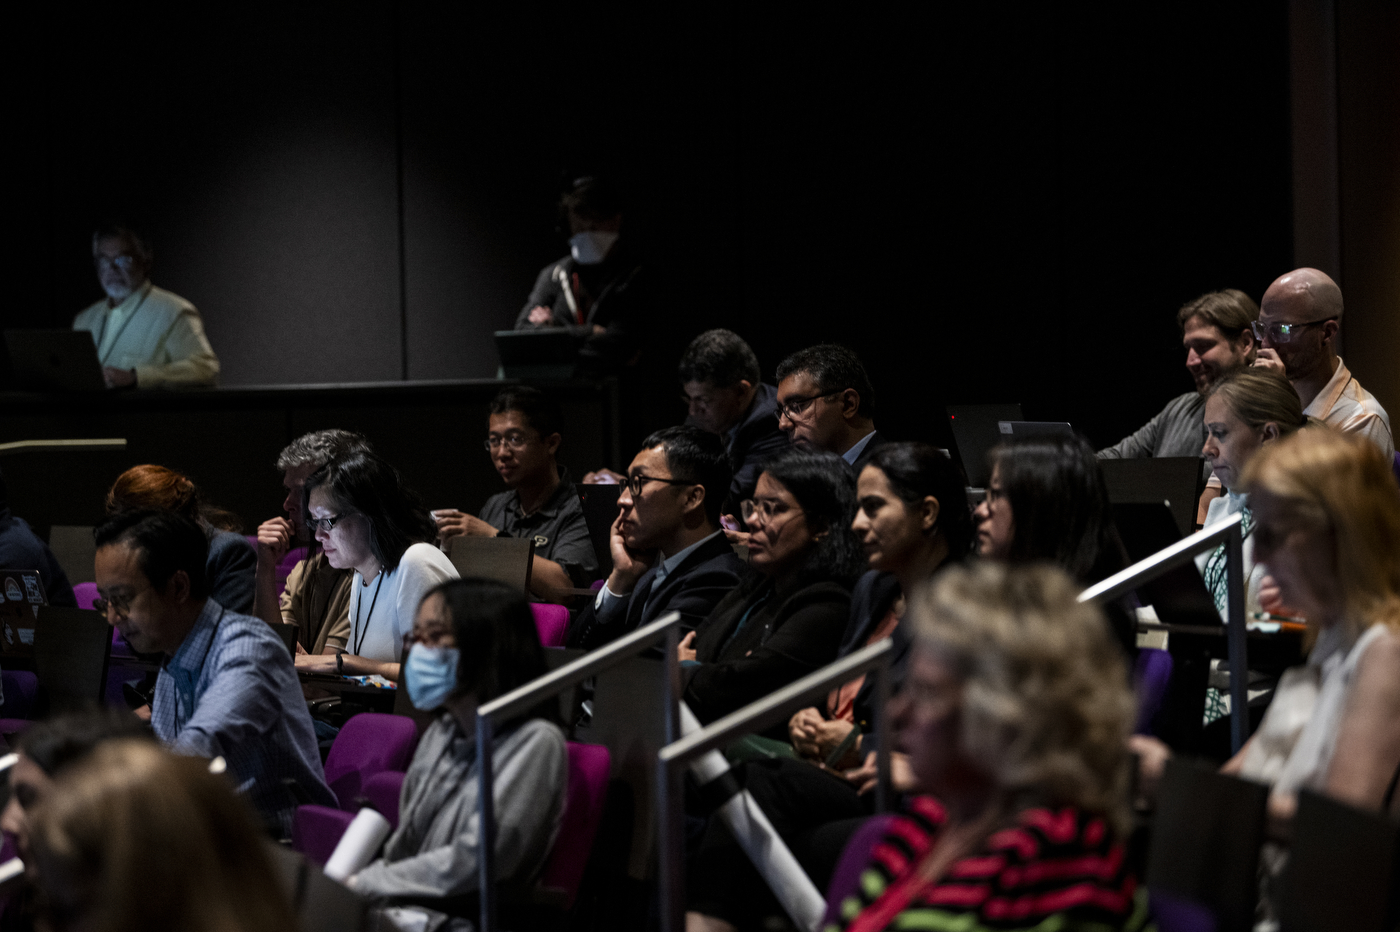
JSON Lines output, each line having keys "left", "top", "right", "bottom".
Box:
{"left": 432, "top": 510, "right": 499, "bottom": 548}
{"left": 103, "top": 367, "right": 136, "bottom": 389}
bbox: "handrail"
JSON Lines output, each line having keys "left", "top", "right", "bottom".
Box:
{"left": 0, "top": 438, "right": 127, "bottom": 456}
{"left": 655, "top": 638, "right": 894, "bottom": 932}
{"left": 1080, "top": 511, "right": 1250, "bottom": 752}
{"left": 473, "top": 610, "right": 683, "bottom": 932}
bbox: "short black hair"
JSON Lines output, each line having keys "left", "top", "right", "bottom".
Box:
{"left": 761, "top": 450, "right": 864, "bottom": 588}
{"left": 775, "top": 344, "right": 876, "bottom": 418}
{"left": 677, "top": 329, "right": 761, "bottom": 388}
{"left": 868, "top": 443, "right": 975, "bottom": 561}
{"left": 94, "top": 509, "right": 210, "bottom": 599}
{"left": 640, "top": 425, "right": 733, "bottom": 527}
{"left": 490, "top": 386, "right": 562, "bottom": 440}
{"left": 18, "top": 710, "right": 154, "bottom": 777}
{"left": 304, "top": 451, "right": 436, "bottom": 573}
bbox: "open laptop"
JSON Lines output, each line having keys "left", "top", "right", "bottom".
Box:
{"left": 1000, "top": 420, "right": 1075, "bottom": 441}
{"left": 494, "top": 329, "right": 579, "bottom": 380}
{"left": 946, "top": 404, "right": 1023, "bottom": 487}
{"left": 0, "top": 568, "right": 48, "bottom": 656}
{"left": 4, "top": 330, "right": 106, "bottom": 391}
{"left": 1100, "top": 456, "right": 1204, "bottom": 539}
{"left": 1112, "top": 502, "right": 1222, "bottom": 627}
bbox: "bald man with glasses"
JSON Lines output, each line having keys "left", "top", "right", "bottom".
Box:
{"left": 1253, "top": 268, "right": 1393, "bottom": 460}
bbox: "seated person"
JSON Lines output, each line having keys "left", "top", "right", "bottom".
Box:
{"left": 349, "top": 579, "right": 567, "bottom": 927}
{"left": 774, "top": 345, "right": 886, "bottom": 473}
{"left": 513, "top": 175, "right": 646, "bottom": 378}
{"left": 433, "top": 387, "right": 598, "bottom": 601}
{"left": 299, "top": 451, "right": 457, "bottom": 682}
{"left": 680, "top": 450, "right": 863, "bottom": 725}
{"left": 812, "top": 563, "right": 1146, "bottom": 932}
{"left": 252, "top": 429, "right": 372, "bottom": 654}
{"left": 106, "top": 464, "right": 257, "bottom": 614}
{"left": 92, "top": 510, "right": 336, "bottom": 835}
{"left": 27, "top": 740, "right": 298, "bottom": 932}
{"left": 1099, "top": 289, "right": 1258, "bottom": 480}
{"left": 0, "top": 467, "right": 75, "bottom": 607}
{"left": 567, "top": 426, "right": 744, "bottom": 650}
{"left": 71, "top": 222, "right": 220, "bottom": 390}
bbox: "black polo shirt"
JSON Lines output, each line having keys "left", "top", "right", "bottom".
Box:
{"left": 477, "top": 469, "right": 599, "bottom": 588}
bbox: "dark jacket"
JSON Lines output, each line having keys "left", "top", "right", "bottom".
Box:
{"left": 724, "top": 383, "right": 790, "bottom": 510}
{"left": 566, "top": 532, "right": 745, "bottom": 651}
{"left": 513, "top": 243, "right": 646, "bottom": 378}
{"left": 0, "top": 509, "right": 75, "bottom": 607}
{"left": 838, "top": 571, "right": 907, "bottom": 750}
{"left": 206, "top": 527, "right": 256, "bottom": 614}
{"left": 683, "top": 572, "right": 851, "bottom": 725}
{"left": 848, "top": 429, "right": 889, "bottom": 476}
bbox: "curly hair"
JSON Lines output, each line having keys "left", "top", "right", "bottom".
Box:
{"left": 909, "top": 562, "right": 1134, "bottom": 837}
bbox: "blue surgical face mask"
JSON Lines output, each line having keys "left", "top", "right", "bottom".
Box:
{"left": 569, "top": 230, "right": 618, "bottom": 265}
{"left": 404, "top": 644, "right": 460, "bottom": 710}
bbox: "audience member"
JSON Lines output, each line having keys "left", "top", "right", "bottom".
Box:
{"left": 566, "top": 426, "right": 744, "bottom": 650}
{"left": 816, "top": 563, "right": 1145, "bottom": 932}
{"left": 70, "top": 222, "right": 219, "bottom": 390}
{"left": 0, "top": 467, "right": 75, "bottom": 607}
{"left": 680, "top": 450, "right": 863, "bottom": 724}
{"left": 513, "top": 175, "right": 646, "bottom": 377}
{"left": 349, "top": 579, "right": 566, "bottom": 927}
{"left": 27, "top": 740, "right": 298, "bottom": 932}
{"left": 92, "top": 510, "right": 335, "bottom": 835}
{"left": 1253, "top": 267, "right": 1394, "bottom": 460}
{"left": 300, "top": 451, "right": 457, "bottom": 682}
{"left": 252, "top": 429, "right": 372, "bottom": 655}
{"left": 774, "top": 345, "right": 886, "bottom": 472}
{"left": 105, "top": 464, "right": 256, "bottom": 614}
{"left": 1099, "top": 289, "right": 1258, "bottom": 477}
{"left": 433, "top": 387, "right": 598, "bottom": 601}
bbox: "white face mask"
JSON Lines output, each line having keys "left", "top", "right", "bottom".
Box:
{"left": 569, "top": 231, "right": 619, "bottom": 265}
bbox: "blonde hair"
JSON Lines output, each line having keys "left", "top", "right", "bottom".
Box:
{"left": 910, "top": 562, "right": 1134, "bottom": 836}
{"left": 28, "top": 740, "right": 297, "bottom": 932}
{"left": 1241, "top": 428, "right": 1400, "bottom": 640}
{"left": 1207, "top": 368, "right": 1305, "bottom": 436}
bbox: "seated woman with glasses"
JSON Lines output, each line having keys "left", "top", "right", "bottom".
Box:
{"left": 348, "top": 578, "right": 567, "bottom": 928}
{"left": 679, "top": 449, "right": 865, "bottom": 725}
{"left": 296, "top": 451, "right": 457, "bottom": 681}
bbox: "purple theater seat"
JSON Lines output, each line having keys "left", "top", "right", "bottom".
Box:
{"left": 291, "top": 805, "right": 357, "bottom": 868}
{"left": 531, "top": 603, "right": 570, "bottom": 648}
{"left": 1393, "top": 451, "right": 1399, "bottom": 486}
{"left": 243, "top": 538, "right": 309, "bottom": 599}
{"left": 362, "top": 770, "right": 407, "bottom": 831}
{"left": 590, "top": 579, "right": 605, "bottom": 592}
{"left": 323, "top": 713, "right": 419, "bottom": 810}
{"left": 821, "top": 813, "right": 897, "bottom": 927}
{"left": 538, "top": 741, "right": 611, "bottom": 910}
{"left": 72, "top": 582, "right": 99, "bottom": 611}
{"left": 1134, "top": 647, "right": 1174, "bottom": 736}
{"left": 0, "top": 670, "right": 40, "bottom": 721}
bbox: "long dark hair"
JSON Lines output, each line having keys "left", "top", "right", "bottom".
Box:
{"left": 867, "top": 443, "right": 975, "bottom": 562}
{"left": 988, "top": 436, "right": 1126, "bottom": 585}
{"left": 303, "top": 451, "right": 436, "bottom": 572}
{"left": 760, "top": 450, "right": 864, "bottom": 589}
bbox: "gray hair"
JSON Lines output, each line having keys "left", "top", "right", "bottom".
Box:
{"left": 275, "top": 430, "right": 371, "bottom": 472}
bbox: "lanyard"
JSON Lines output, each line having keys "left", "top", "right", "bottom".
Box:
{"left": 94, "top": 284, "right": 152, "bottom": 365}
{"left": 352, "top": 573, "right": 385, "bottom": 657}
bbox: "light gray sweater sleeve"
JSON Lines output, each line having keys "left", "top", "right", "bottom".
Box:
{"left": 351, "top": 720, "right": 567, "bottom": 901}
{"left": 1098, "top": 406, "right": 1166, "bottom": 460}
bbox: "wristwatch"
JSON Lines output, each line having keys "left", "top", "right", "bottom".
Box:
{"left": 337, "top": 654, "right": 345, "bottom": 675}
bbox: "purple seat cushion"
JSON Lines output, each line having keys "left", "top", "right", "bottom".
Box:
{"left": 323, "top": 713, "right": 419, "bottom": 810}
{"left": 1148, "top": 889, "right": 1218, "bottom": 932}
{"left": 291, "top": 805, "right": 356, "bottom": 867}
{"left": 362, "top": 770, "right": 406, "bottom": 831}
{"left": 538, "top": 741, "right": 611, "bottom": 909}
{"left": 1134, "top": 648, "right": 1174, "bottom": 735}
{"left": 821, "top": 813, "right": 897, "bottom": 926}
{"left": 0, "top": 671, "right": 39, "bottom": 721}
{"left": 72, "top": 582, "right": 99, "bottom": 611}
{"left": 530, "top": 603, "right": 570, "bottom": 648}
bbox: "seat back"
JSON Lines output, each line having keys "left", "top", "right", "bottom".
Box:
{"left": 268, "top": 841, "right": 373, "bottom": 931}
{"left": 33, "top": 606, "right": 112, "bottom": 715}
{"left": 1278, "top": 789, "right": 1400, "bottom": 932}
{"left": 821, "top": 813, "right": 897, "bottom": 927}
{"left": 1146, "top": 757, "right": 1267, "bottom": 932}
{"left": 323, "top": 713, "right": 419, "bottom": 809}
{"left": 362, "top": 770, "right": 407, "bottom": 831}
{"left": 0, "top": 670, "right": 40, "bottom": 720}
{"left": 291, "top": 805, "right": 357, "bottom": 868}
{"left": 72, "top": 581, "right": 99, "bottom": 611}
{"left": 531, "top": 603, "right": 570, "bottom": 648}
{"left": 48, "top": 525, "right": 96, "bottom": 585}
{"left": 449, "top": 535, "right": 534, "bottom": 593}
{"left": 1134, "top": 647, "right": 1174, "bottom": 735}
{"left": 537, "top": 741, "right": 612, "bottom": 909}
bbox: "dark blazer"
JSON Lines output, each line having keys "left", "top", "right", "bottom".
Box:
{"left": 566, "top": 532, "right": 745, "bottom": 651}
{"left": 683, "top": 572, "right": 851, "bottom": 725}
{"left": 206, "top": 527, "right": 257, "bottom": 614}
{"left": 848, "top": 429, "right": 889, "bottom": 476}
{"left": 727, "top": 384, "right": 789, "bottom": 509}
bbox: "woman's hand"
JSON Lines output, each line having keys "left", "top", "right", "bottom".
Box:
{"left": 789, "top": 709, "right": 858, "bottom": 763}
{"left": 1127, "top": 734, "right": 1173, "bottom": 802}
{"left": 678, "top": 631, "right": 698, "bottom": 663}
{"left": 842, "top": 750, "right": 916, "bottom": 795}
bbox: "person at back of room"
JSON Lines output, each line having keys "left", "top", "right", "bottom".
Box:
{"left": 71, "top": 221, "right": 219, "bottom": 390}
{"left": 566, "top": 425, "right": 745, "bottom": 650}
{"left": 432, "top": 387, "right": 598, "bottom": 602}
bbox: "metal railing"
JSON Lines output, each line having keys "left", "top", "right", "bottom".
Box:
{"left": 0, "top": 438, "right": 127, "bottom": 456}
{"left": 472, "top": 610, "right": 683, "bottom": 932}
{"left": 655, "top": 638, "right": 894, "bottom": 932}
{"left": 1080, "top": 510, "right": 1249, "bottom": 751}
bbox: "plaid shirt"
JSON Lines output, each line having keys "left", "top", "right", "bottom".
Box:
{"left": 151, "top": 599, "right": 336, "bottom": 834}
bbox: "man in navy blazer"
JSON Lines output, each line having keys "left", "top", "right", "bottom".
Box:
{"left": 566, "top": 426, "right": 745, "bottom": 651}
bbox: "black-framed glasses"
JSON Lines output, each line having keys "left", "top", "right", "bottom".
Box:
{"left": 484, "top": 432, "right": 533, "bottom": 452}
{"left": 92, "top": 594, "right": 135, "bottom": 619}
{"left": 622, "top": 473, "right": 693, "bottom": 496}
{"left": 775, "top": 390, "right": 840, "bottom": 421}
{"left": 1251, "top": 317, "right": 1336, "bottom": 344}
{"left": 308, "top": 512, "right": 357, "bottom": 533}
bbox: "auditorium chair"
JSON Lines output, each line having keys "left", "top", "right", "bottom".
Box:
{"left": 531, "top": 603, "right": 570, "bottom": 648}
{"left": 72, "top": 581, "right": 98, "bottom": 610}
{"left": 821, "top": 813, "right": 897, "bottom": 928}
{"left": 0, "top": 670, "right": 40, "bottom": 727}
{"left": 1277, "top": 789, "right": 1400, "bottom": 932}
{"left": 322, "top": 713, "right": 419, "bottom": 810}
{"left": 1134, "top": 647, "right": 1174, "bottom": 735}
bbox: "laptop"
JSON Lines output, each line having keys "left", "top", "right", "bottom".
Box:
{"left": 0, "top": 568, "right": 48, "bottom": 655}
{"left": 577, "top": 483, "right": 622, "bottom": 579}
{"left": 999, "top": 420, "right": 1075, "bottom": 440}
{"left": 1112, "top": 501, "right": 1222, "bottom": 627}
{"left": 1100, "top": 456, "right": 1204, "bottom": 539}
{"left": 494, "top": 329, "right": 579, "bottom": 380}
{"left": 4, "top": 330, "right": 106, "bottom": 391}
{"left": 946, "top": 404, "right": 1023, "bottom": 487}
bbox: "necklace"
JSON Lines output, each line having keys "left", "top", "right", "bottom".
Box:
{"left": 352, "top": 573, "right": 385, "bottom": 657}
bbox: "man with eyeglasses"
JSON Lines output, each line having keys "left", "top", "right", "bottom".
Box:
{"left": 1253, "top": 267, "right": 1392, "bottom": 460}
{"left": 71, "top": 222, "right": 220, "bottom": 390}
{"left": 774, "top": 345, "right": 886, "bottom": 473}
{"left": 566, "top": 426, "right": 744, "bottom": 650}
{"left": 432, "top": 387, "right": 598, "bottom": 600}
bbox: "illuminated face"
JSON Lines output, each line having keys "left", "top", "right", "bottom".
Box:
{"left": 853, "top": 465, "right": 934, "bottom": 574}
{"left": 487, "top": 411, "right": 558, "bottom": 489}
{"left": 94, "top": 542, "right": 188, "bottom": 655}
{"left": 776, "top": 371, "right": 846, "bottom": 454}
{"left": 1256, "top": 292, "right": 1334, "bottom": 381}
{"left": 93, "top": 234, "right": 148, "bottom": 303}
{"left": 309, "top": 486, "right": 374, "bottom": 573}
{"left": 1201, "top": 394, "right": 1266, "bottom": 491}
{"left": 745, "top": 472, "right": 817, "bottom": 579}
{"left": 1183, "top": 316, "right": 1253, "bottom": 395}
{"left": 616, "top": 445, "right": 695, "bottom": 553}
{"left": 972, "top": 464, "right": 1014, "bottom": 560}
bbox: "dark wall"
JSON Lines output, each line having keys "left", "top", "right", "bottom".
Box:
{"left": 7, "top": 4, "right": 1293, "bottom": 458}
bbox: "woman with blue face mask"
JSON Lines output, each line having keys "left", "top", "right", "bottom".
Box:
{"left": 348, "top": 579, "right": 567, "bottom": 927}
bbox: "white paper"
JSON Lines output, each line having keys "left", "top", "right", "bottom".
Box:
{"left": 324, "top": 807, "right": 392, "bottom": 881}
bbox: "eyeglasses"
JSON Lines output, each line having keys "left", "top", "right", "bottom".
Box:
{"left": 775, "top": 391, "right": 840, "bottom": 422}
{"left": 1250, "top": 317, "right": 1336, "bottom": 344}
{"left": 94, "top": 254, "right": 139, "bottom": 271}
{"left": 484, "top": 432, "right": 533, "bottom": 452}
{"left": 93, "top": 592, "right": 136, "bottom": 619}
{"left": 740, "top": 498, "right": 801, "bottom": 525}
{"left": 308, "top": 512, "right": 357, "bottom": 533}
{"left": 622, "top": 473, "right": 693, "bottom": 496}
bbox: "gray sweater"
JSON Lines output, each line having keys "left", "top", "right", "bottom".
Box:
{"left": 353, "top": 714, "right": 567, "bottom": 912}
{"left": 1097, "top": 390, "right": 1210, "bottom": 481}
